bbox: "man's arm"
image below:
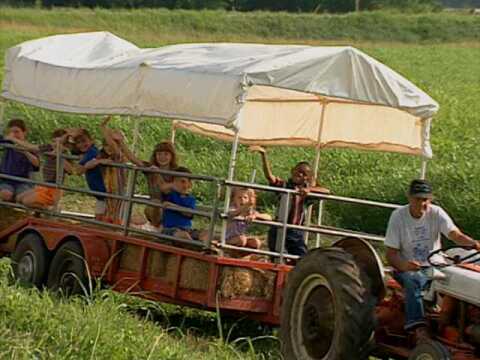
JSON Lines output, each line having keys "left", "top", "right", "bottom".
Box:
{"left": 448, "top": 229, "right": 480, "bottom": 250}
{"left": 117, "top": 137, "right": 144, "bottom": 167}
{"left": 386, "top": 247, "right": 422, "bottom": 272}
{"left": 249, "top": 146, "right": 277, "bottom": 184}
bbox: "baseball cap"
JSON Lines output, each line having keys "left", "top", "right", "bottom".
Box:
{"left": 408, "top": 179, "right": 433, "bottom": 199}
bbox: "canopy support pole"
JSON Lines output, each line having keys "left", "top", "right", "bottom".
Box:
{"left": 307, "top": 100, "right": 328, "bottom": 248}
{"left": 124, "top": 116, "right": 140, "bottom": 224}
{"left": 419, "top": 118, "right": 432, "bottom": 180}
{"left": 171, "top": 122, "right": 176, "bottom": 144}
{"left": 220, "top": 128, "right": 241, "bottom": 254}
{"left": 0, "top": 100, "right": 6, "bottom": 131}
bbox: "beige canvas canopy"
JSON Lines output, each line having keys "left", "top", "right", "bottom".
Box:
{"left": 1, "top": 31, "right": 438, "bottom": 158}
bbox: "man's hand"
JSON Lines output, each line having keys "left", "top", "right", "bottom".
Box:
{"left": 248, "top": 145, "right": 266, "bottom": 154}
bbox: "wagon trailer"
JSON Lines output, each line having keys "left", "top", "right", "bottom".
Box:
{"left": 2, "top": 33, "right": 478, "bottom": 360}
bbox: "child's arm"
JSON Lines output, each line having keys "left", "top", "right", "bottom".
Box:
{"left": 253, "top": 211, "right": 272, "bottom": 221}
{"left": 100, "top": 116, "right": 121, "bottom": 156}
{"left": 63, "top": 159, "right": 74, "bottom": 175}
{"left": 75, "top": 158, "right": 111, "bottom": 175}
{"left": 309, "top": 185, "right": 330, "bottom": 194}
{"left": 117, "top": 137, "right": 144, "bottom": 167}
{"left": 4, "top": 137, "right": 39, "bottom": 152}
{"left": 23, "top": 151, "right": 40, "bottom": 168}
{"left": 249, "top": 145, "right": 277, "bottom": 184}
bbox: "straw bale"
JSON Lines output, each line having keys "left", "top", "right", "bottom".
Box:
{"left": 219, "top": 266, "right": 275, "bottom": 300}
{"left": 118, "top": 244, "right": 142, "bottom": 272}
{"left": 146, "top": 251, "right": 177, "bottom": 284}
{"left": 179, "top": 258, "right": 210, "bottom": 291}
{"left": 0, "top": 207, "right": 26, "bottom": 230}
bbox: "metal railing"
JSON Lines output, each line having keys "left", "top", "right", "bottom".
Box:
{"left": 0, "top": 142, "right": 399, "bottom": 264}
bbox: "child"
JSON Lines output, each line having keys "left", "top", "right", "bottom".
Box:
{"left": 93, "top": 116, "right": 127, "bottom": 224}
{"left": 0, "top": 119, "right": 39, "bottom": 202}
{"left": 250, "top": 145, "right": 330, "bottom": 257}
{"left": 161, "top": 166, "right": 207, "bottom": 242}
{"left": 118, "top": 139, "right": 177, "bottom": 227}
{"left": 226, "top": 187, "right": 272, "bottom": 249}
{"left": 73, "top": 129, "right": 108, "bottom": 220}
{"left": 8, "top": 129, "right": 73, "bottom": 208}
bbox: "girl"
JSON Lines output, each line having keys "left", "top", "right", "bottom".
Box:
{"left": 118, "top": 137, "right": 177, "bottom": 228}
{"left": 83, "top": 116, "right": 127, "bottom": 224}
{"left": 226, "top": 187, "right": 272, "bottom": 249}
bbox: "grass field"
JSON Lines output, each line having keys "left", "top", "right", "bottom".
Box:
{"left": 1, "top": 7, "right": 480, "bottom": 359}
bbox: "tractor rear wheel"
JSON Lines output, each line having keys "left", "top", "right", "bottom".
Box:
{"left": 12, "top": 233, "right": 49, "bottom": 288}
{"left": 280, "top": 247, "right": 375, "bottom": 360}
{"left": 47, "top": 241, "right": 89, "bottom": 296}
{"left": 408, "top": 341, "right": 451, "bottom": 360}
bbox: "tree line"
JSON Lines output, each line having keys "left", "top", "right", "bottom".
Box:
{"left": 0, "top": 0, "right": 444, "bottom": 12}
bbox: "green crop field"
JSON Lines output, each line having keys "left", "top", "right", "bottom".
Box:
{"left": 1, "top": 7, "right": 480, "bottom": 359}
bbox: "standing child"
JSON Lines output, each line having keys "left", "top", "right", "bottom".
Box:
{"left": 161, "top": 166, "right": 207, "bottom": 242}
{"left": 73, "top": 129, "right": 108, "bottom": 220}
{"left": 226, "top": 187, "right": 272, "bottom": 249}
{"left": 8, "top": 129, "right": 73, "bottom": 208}
{"left": 0, "top": 119, "right": 39, "bottom": 202}
{"left": 118, "top": 139, "right": 177, "bottom": 227}
{"left": 250, "top": 146, "right": 329, "bottom": 257}
{"left": 93, "top": 116, "right": 128, "bottom": 224}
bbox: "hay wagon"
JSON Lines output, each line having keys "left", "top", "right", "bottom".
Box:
{"left": 0, "top": 33, "right": 440, "bottom": 359}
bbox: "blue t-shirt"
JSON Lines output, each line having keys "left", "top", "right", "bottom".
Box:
{"left": 163, "top": 190, "right": 196, "bottom": 229}
{"left": 79, "top": 145, "right": 106, "bottom": 198}
{"left": 0, "top": 138, "right": 39, "bottom": 185}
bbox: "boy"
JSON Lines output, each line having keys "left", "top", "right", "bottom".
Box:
{"left": 7, "top": 129, "right": 73, "bottom": 208}
{"left": 161, "top": 166, "right": 206, "bottom": 242}
{"left": 250, "top": 145, "right": 330, "bottom": 256}
{"left": 0, "top": 119, "right": 39, "bottom": 202}
{"left": 73, "top": 129, "right": 109, "bottom": 220}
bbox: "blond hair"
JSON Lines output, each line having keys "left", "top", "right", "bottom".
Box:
{"left": 231, "top": 187, "right": 256, "bottom": 208}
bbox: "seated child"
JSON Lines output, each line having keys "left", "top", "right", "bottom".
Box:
{"left": 161, "top": 166, "right": 207, "bottom": 242}
{"left": 250, "top": 145, "right": 330, "bottom": 257}
{"left": 226, "top": 187, "right": 272, "bottom": 249}
{"left": 8, "top": 129, "right": 73, "bottom": 208}
{"left": 73, "top": 129, "right": 108, "bottom": 220}
{"left": 0, "top": 119, "right": 39, "bottom": 202}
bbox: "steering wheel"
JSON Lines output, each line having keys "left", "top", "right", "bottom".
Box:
{"left": 427, "top": 245, "right": 480, "bottom": 267}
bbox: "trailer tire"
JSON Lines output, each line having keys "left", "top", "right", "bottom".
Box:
{"left": 12, "top": 233, "right": 49, "bottom": 288}
{"left": 47, "top": 241, "right": 89, "bottom": 296}
{"left": 280, "top": 247, "right": 375, "bottom": 360}
{"left": 408, "top": 341, "right": 451, "bottom": 360}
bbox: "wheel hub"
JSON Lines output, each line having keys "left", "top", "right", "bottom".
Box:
{"left": 17, "top": 251, "right": 35, "bottom": 282}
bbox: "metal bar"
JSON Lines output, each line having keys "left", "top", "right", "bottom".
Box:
{"left": 205, "top": 181, "right": 221, "bottom": 248}
{"left": 225, "top": 179, "right": 401, "bottom": 210}
{"left": 0, "top": 172, "right": 211, "bottom": 219}
{"left": 420, "top": 118, "right": 432, "bottom": 180}
{"left": 123, "top": 169, "right": 138, "bottom": 235}
{"left": 278, "top": 193, "right": 290, "bottom": 264}
{"left": 0, "top": 100, "right": 6, "bottom": 132}
{"left": 315, "top": 201, "right": 324, "bottom": 248}
{"left": 171, "top": 123, "right": 176, "bottom": 144}
{"left": 219, "top": 243, "right": 299, "bottom": 260}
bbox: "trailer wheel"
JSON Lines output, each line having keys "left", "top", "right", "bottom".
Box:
{"left": 12, "top": 233, "right": 49, "bottom": 288}
{"left": 47, "top": 241, "right": 89, "bottom": 296}
{"left": 408, "top": 341, "right": 451, "bottom": 360}
{"left": 280, "top": 247, "right": 375, "bottom": 360}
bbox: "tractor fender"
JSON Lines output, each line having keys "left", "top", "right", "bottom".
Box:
{"left": 333, "top": 236, "right": 386, "bottom": 300}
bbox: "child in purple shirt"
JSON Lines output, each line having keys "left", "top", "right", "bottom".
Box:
{"left": 0, "top": 119, "right": 39, "bottom": 202}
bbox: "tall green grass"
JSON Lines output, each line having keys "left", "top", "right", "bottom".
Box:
{"left": 0, "top": 258, "right": 280, "bottom": 359}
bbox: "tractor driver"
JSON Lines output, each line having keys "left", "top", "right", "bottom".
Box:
{"left": 385, "top": 179, "right": 480, "bottom": 343}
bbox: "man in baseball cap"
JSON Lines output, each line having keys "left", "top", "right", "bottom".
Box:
{"left": 384, "top": 179, "right": 480, "bottom": 343}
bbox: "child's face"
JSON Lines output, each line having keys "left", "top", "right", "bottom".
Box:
{"left": 233, "top": 191, "right": 250, "bottom": 207}
{"left": 75, "top": 136, "right": 93, "bottom": 153}
{"left": 103, "top": 143, "right": 115, "bottom": 157}
{"left": 291, "top": 164, "right": 312, "bottom": 186}
{"left": 155, "top": 150, "right": 173, "bottom": 167}
{"left": 7, "top": 126, "right": 26, "bottom": 141}
{"left": 174, "top": 176, "right": 192, "bottom": 195}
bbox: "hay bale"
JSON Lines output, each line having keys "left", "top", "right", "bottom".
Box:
{"left": 179, "top": 258, "right": 210, "bottom": 291}
{"left": 219, "top": 266, "right": 275, "bottom": 300}
{"left": 146, "top": 251, "right": 178, "bottom": 284}
{"left": 0, "top": 207, "right": 26, "bottom": 230}
{"left": 118, "top": 244, "right": 142, "bottom": 272}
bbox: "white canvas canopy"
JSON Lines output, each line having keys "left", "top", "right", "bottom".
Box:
{"left": 1, "top": 31, "right": 438, "bottom": 157}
